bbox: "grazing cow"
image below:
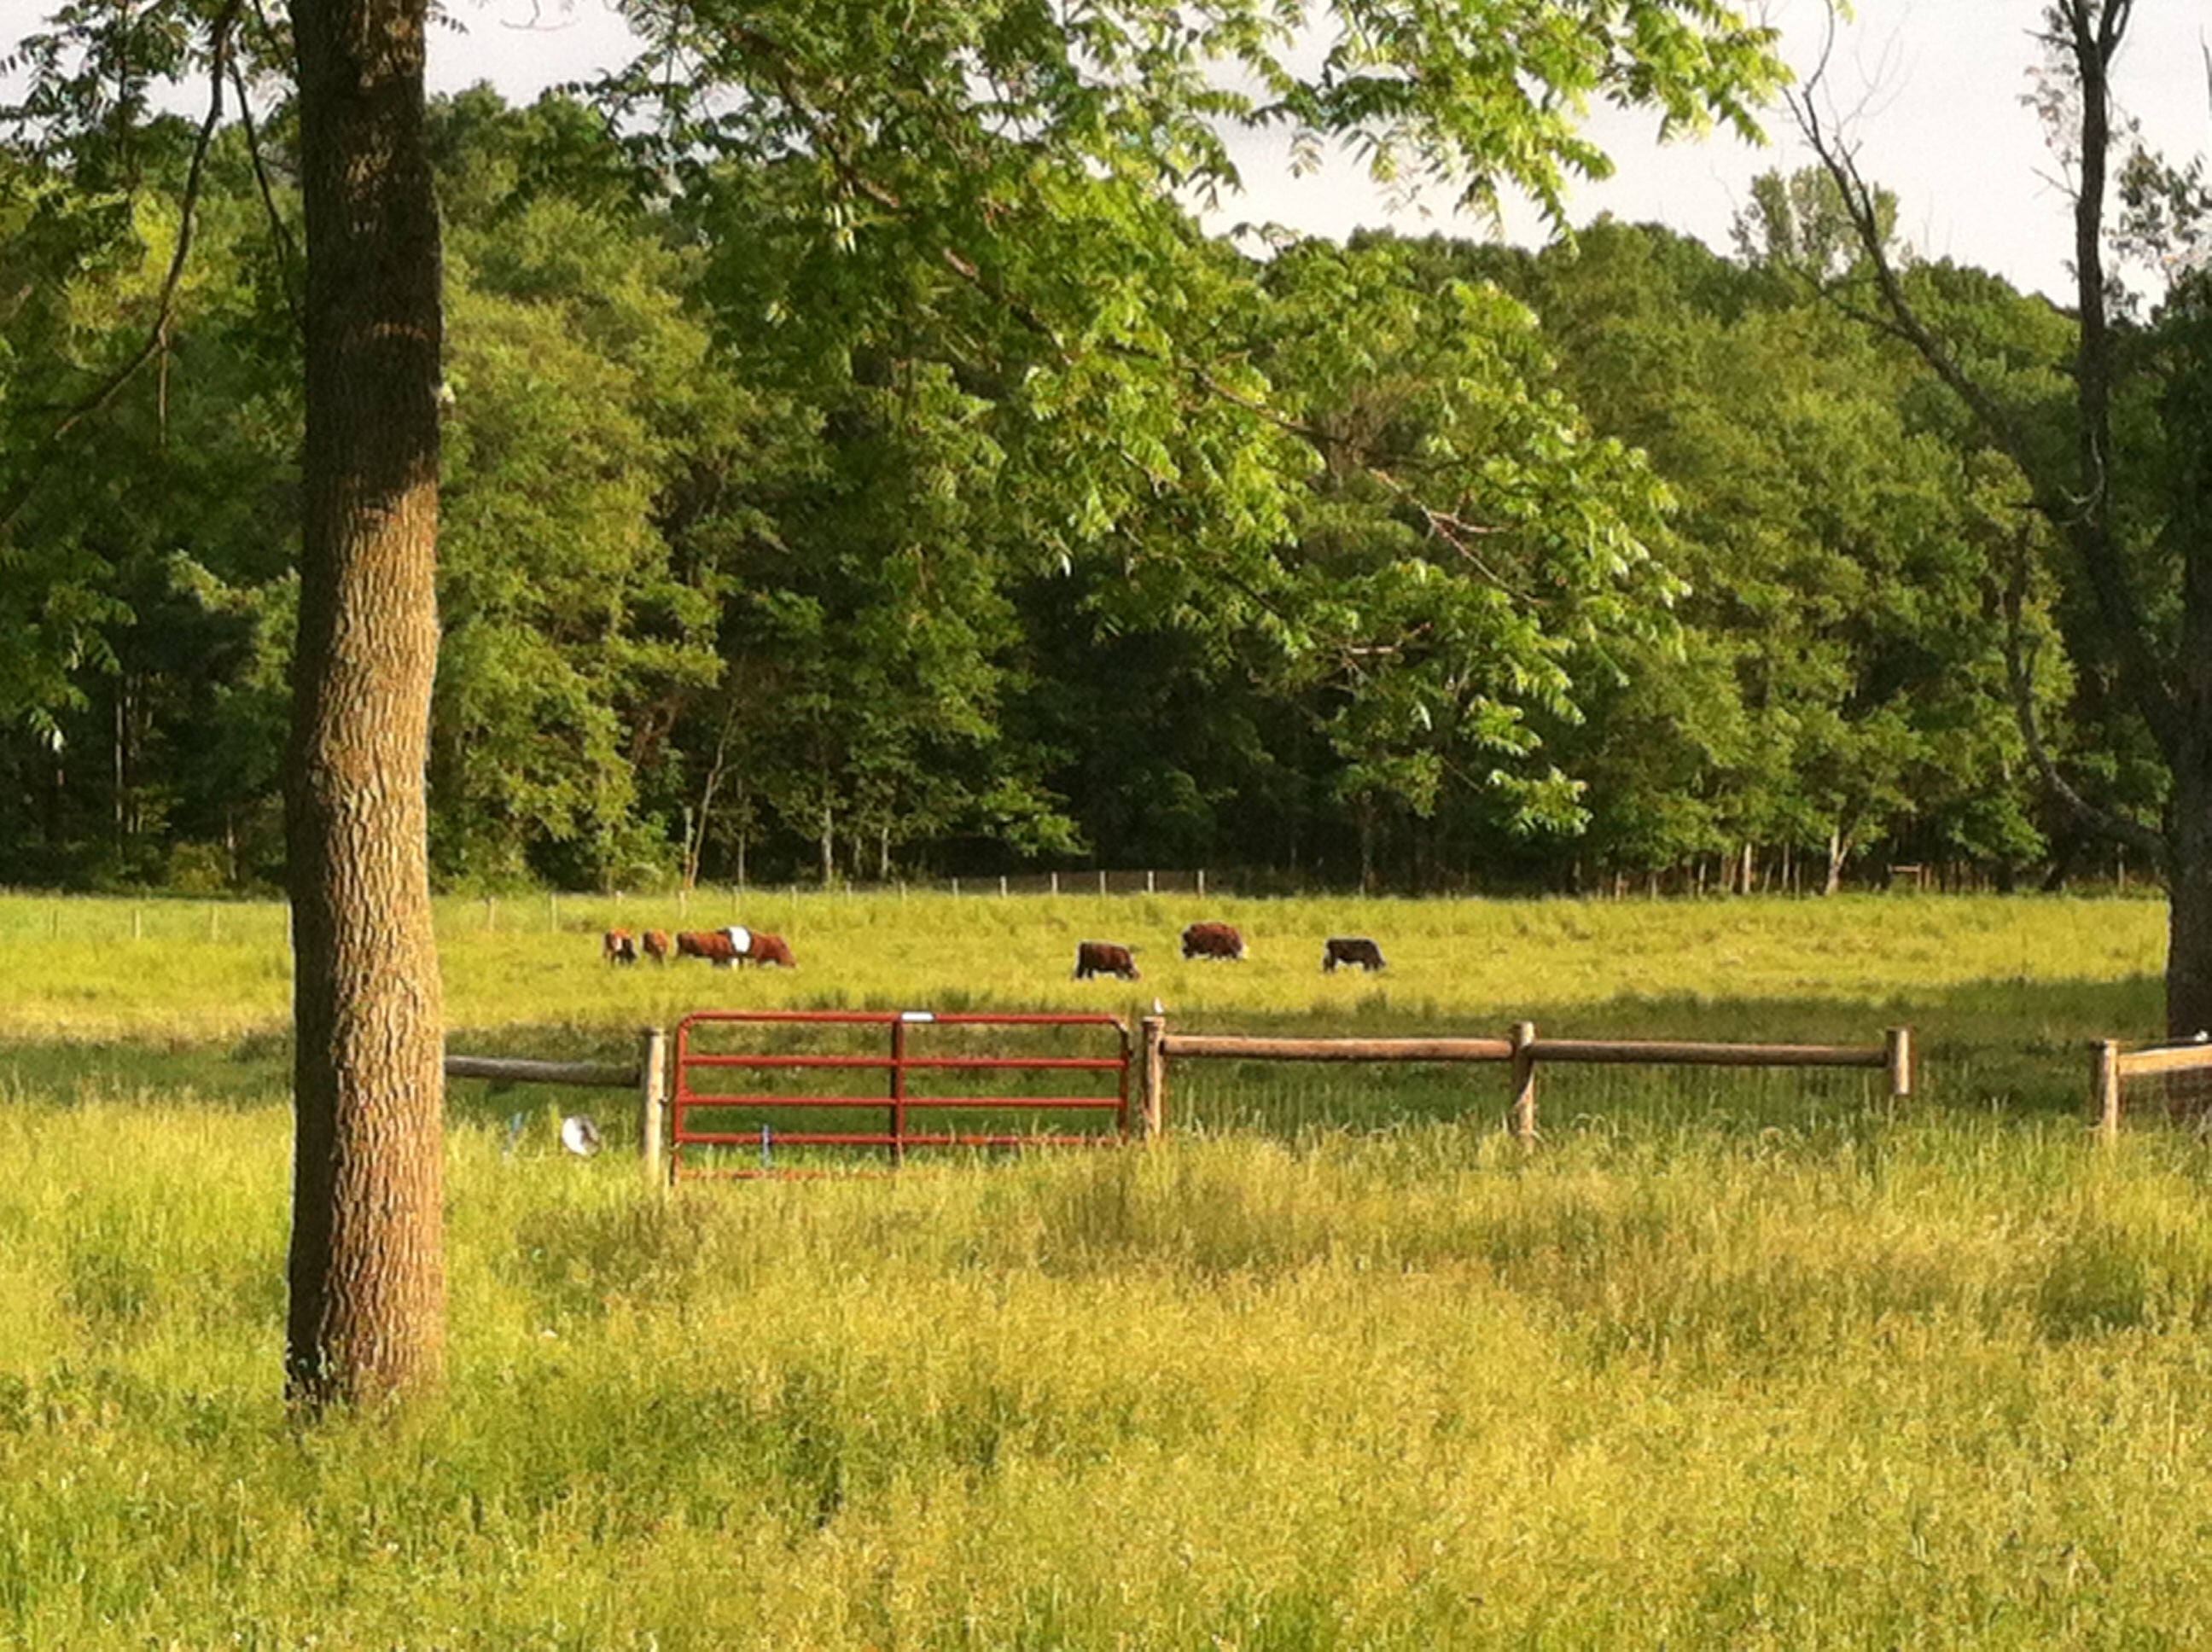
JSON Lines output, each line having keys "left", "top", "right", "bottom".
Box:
{"left": 674, "top": 928, "right": 741, "bottom": 967}
{"left": 1180, "top": 921, "right": 1246, "bottom": 961}
{"left": 674, "top": 925, "right": 795, "bottom": 968}
{"left": 1321, "top": 935, "right": 1386, "bottom": 973}
{"left": 746, "top": 931, "right": 796, "bottom": 968}
{"left": 639, "top": 928, "right": 670, "bottom": 963}
{"left": 602, "top": 928, "right": 637, "bottom": 966}
{"left": 1073, "top": 939, "right": 1140, "bottom": 980}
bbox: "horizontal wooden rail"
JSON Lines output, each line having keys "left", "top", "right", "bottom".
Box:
{"left": 1525, "top": 1038, "right": 1887, "bottom": 1069}
{"left": 2115, "top": 1043, "right": 2212, "bottom": 1079}
{"left": 444, "top": 1055, "right": 638, "bottom": 1088}
{"left": 1161, "top": 1034, "right": 1514, "bottom": 1063}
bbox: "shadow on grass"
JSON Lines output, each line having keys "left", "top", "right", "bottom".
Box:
{"left": 1156, "top": 972, "right": 2168, "bottom": 1132}
{"left": 0, "top": 972, "right": 2173, "bottom": 1143}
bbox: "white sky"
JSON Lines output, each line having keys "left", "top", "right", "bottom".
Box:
{"left": 430, "top": 0, "right": 2209, "bottom": 302}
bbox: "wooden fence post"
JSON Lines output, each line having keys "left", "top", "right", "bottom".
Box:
{"left": 1885, "top": 1027, "right": 1914, "bottom": 1102}
{"left": 638, "top": 1025, "right": 669, "bottom": 1184}
{"left": 1509, "top": 1021, "right": 1537, "bottom": 1141}
{"left": 2093, "top": 1039, "right": 2122, "bottom": 1143}
{"left": 1139, "top": 1015, "right": 1167, "bottom": 1140}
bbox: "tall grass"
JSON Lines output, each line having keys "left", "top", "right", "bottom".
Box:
{"left": 0, "top": 887, "right": 2195, "bottom": 1643}
{"left": 10, "top": 1086, "right": 2212, "bottom": 1643}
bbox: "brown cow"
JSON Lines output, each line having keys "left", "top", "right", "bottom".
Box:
{"left": 639, "top": 928, "right": 670, "bottom": 963}
{"left": 675, "top": 926, "right": 795, "bottom": 968}
{"left": 602, "top": 928, "right": 637, "bottom": 966}
{"left": 1073, "top": 939, "right": 1140, "bottom": 980}
{"left": 1180, "top": 921, "right": 1245, "bottom": 961}
{"left": 674, "top": 928, "right": 740, "bottom": 966}
{"left": 1321, "top": 935, "right": 1386, "bottom": 973}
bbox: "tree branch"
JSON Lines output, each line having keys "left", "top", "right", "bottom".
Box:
{"left": 1, "top": 3, "right": 242, "bottom": 536}
{"left": 1786, "top": 2, "right": 2184, "bottom": 766}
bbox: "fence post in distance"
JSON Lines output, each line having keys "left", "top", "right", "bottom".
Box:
{"left": 1885, "top": 1027, "right": 1914, "bottom": 1102}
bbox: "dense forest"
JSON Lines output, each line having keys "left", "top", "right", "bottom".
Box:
{"left": 0, "top": 83, "right": 2158, "bottom": 895}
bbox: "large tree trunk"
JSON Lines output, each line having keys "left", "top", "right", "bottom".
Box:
{"left": 2158, "top": 698, "right": 2212, "bottom": 1034}
{"left": 284, "top": 0, "right": 447, "bottom": 1409}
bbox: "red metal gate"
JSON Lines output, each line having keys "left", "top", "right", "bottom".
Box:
{"left": 670, "top": 1009, "right": 1132, "bottom": 1177}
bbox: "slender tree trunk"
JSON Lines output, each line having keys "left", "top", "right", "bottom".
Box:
{"left": 686, "top": 701, "right": 739, "bottom": 888}
{"left": 284, "top": 0, "right": 447, "bottom": 1410}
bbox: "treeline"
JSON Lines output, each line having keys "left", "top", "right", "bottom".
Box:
{"left": 0, "top": 89, "right": 2140, "bottom": 894}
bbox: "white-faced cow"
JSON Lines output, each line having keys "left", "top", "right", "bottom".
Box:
{"left": 602, "top": 928, "right": 638, "bottom": 966}
{"left": 1180, "top": 921, "right": 1246, "bottom": 961}
{"left": 1073, "top": 939, "right": 1140, "bottom": 980}
{"left": 1321, "top": 935, "right": 1386, "bottom": 973}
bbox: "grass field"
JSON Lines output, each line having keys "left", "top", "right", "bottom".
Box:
{"left": 3, "top": 887, "right": 2205, "bottom": 1646}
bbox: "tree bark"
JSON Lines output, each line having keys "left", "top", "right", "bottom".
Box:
{"left": 283, "top": 0, "right": 447, "bottom": 1409}
{"left": 2170, "top": 726, "right": 2212, "bottom": 1038}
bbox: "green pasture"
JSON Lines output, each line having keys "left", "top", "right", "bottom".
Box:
{"left": 5, "top": 887, "right": 2209, "bottom": 1646}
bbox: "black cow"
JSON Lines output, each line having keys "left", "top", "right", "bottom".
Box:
{"left": 1073, "top": 939, "right": 1141, "bottom": 980}
{"left": 1321, "top": 935, "right": 1386, "bottom": 973}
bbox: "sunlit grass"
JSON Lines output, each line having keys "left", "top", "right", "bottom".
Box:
{"left": 0, "top": 886, "right": 2169, "bottom": 1042}
{"left": 10, "top": 1084, "right": 2212, "bottom": 1643}
{"left": 0, "top": 886, "right": 2195, "bottom": 1643}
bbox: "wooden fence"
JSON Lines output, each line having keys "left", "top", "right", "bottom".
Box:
{"left": 1135, "top": 1018, "right": 1913, "bottom": 1140}
{"left": 445, "top": 1017, "right": 1916, "bottom": 1171}
{"left": 443, "top": 1027, "right": 671, "bottom": 1181}
{"left": 2089, "top": 1037, "right": 2212, "bottom": 1141}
